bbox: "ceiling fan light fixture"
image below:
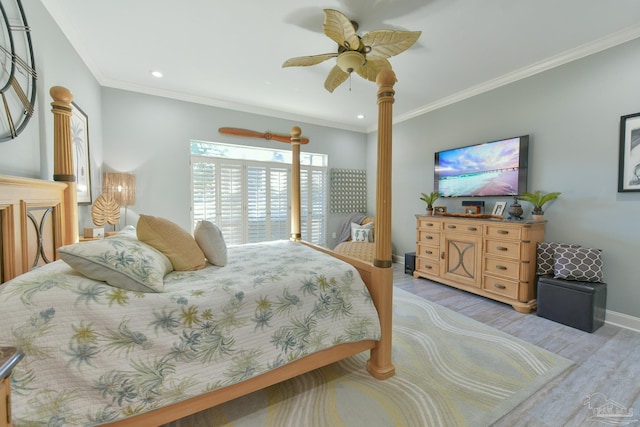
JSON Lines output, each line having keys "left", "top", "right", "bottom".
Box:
{"left": 336, "top": 51, "right": 365, "bottom": 73}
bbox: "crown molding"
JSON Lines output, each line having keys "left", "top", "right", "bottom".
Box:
{"left": 369, "top": 24, "right": 640, "bottom": 133}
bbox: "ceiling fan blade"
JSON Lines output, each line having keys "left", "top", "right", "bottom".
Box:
{"left": 362, "top": 30, "right": 421, "bottom": 58}
{"left": 356, "top": 58, "right": 393, "bottom": 83}
{"left": 323, "top": 9, "right": 360, "bottom": 50}
{"left": 282, "top": 53, "right": 338, "bottom": 68}
{"left": 324, "top": 65, "right": 349, "bottom": 93}
{"left": 219, "top": 127, "right": 309, "bottom": 144}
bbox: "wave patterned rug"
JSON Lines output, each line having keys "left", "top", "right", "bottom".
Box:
{"left": 165, "top": 288, "right": 572, "bottom": 427}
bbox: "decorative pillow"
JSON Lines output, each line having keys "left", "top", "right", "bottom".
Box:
{"left": 553, "top": 246, "right": 604, "bottom": 283}
{"left": 58, "top": 235, "right": 173, "bottom": 292}
{"left": 351, "top": 222, "right": 372, "bottom": 242}
{"left": 361, "top": 217, "right": 375, "bottom": 241}
{"left": 536, "top": 241, "right": 581, "bottom": 275}
{"left": 136, "top": 214, "right": 206, "bottom": 271}
{"left": 194, "top": 220, "right": 227, "bottom": 266}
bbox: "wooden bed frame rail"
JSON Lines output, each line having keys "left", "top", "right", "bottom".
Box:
{"left": 0, "top": 69, "right": 397, "bottom": 425}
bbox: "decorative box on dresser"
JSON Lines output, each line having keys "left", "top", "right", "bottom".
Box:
{"left": 414, "top": 215, "right": 545, "bottom": 313}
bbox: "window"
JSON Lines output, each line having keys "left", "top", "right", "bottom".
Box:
{"left": 191, "top": 141, "right": 327, "bottom": 246}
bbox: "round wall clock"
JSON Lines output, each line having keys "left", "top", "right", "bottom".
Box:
{"left": 0, "top": 0, "right": 36, "bottom": 142}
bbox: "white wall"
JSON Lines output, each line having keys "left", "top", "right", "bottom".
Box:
{"left": 0, "top": 1, "right": 103, "bottom": 230}
{"left": 0, "top": 1, "right": 103, "bottom": 182}
{"left": 100, "top": 88, "right": 368, "bottom": 246}
{"left": 369, "top": 38, "right": 640, "bottom": 318}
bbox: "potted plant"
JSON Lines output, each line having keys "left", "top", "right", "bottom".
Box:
{"left": 518, "top": 190, "right": 561, "bottom": 219}
{"left": 420, "top": 191, "right": 440, "bottom": 215}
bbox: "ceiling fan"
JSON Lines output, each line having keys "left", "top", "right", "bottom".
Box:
{"left": 282, "top": 9, "right": 421, "bottom": 93}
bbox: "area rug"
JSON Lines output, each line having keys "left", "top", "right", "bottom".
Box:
{"left": 164, "top": 288, "right": 572, "bottom": 427}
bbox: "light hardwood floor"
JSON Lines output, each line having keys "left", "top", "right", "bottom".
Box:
{"left": 393, "top": 264, "right": 640, "bottom": 426}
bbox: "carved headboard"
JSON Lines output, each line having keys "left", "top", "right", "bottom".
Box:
{"left": 0, "top": 175, "right": 67, "bottom": 284}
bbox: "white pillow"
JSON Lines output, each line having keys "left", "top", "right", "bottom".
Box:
{"left": 350, "top": 222, "right": 373, "bottom": 242}
{"left": 194, "top": 220, "right": 227, "bottom": 266}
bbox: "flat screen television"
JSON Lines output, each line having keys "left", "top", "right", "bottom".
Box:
{"left": 434, "top": 135, "right": 529, "bottom": 197}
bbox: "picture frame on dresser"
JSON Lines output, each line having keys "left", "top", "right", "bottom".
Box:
{"left": 71, "top": 102, "right": 92, "bottom": 204}
{"left": 492, "top": 201, "right": 507, "bottom": 216}
{"left": 433, "top": 206, "right": 447, "bottom": 214}
{"left": 618, "top": 112, "right": 640, "bottom": 192}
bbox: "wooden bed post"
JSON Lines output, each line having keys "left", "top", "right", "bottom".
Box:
{"left": 50, "top": 86, "right": 79, "bottom": 245}
{"left": 290, "top": 126, "right": 302, "bottom": 242}
{"left": 367, "top": 69, "right": 397, "bottom": 380}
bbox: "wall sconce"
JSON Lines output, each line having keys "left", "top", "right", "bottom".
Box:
{"left": 102, "top": 172, "right": 136, "bottom": 225}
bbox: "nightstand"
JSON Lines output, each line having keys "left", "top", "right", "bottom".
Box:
{"left": 0, "top": 347, "right": 23, "bottom": 427}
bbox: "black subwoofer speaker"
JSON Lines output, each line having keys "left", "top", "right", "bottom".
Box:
{"left": 404, "top": 252, "right": 416, "bottom": 275}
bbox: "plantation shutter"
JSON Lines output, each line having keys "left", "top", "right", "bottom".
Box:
{"left": 301, "top": 168, "right": 327, "bottom": 245}
{"left": 270, "top": 167, "right": 289, "bottom": 240}
{"left": 219, "top": 161, "right": 244, "bottom": 245}
{"left": 191, "top": 160, "right": 216, "bottom": 223}
{"left": 192, "top": 147, "right": 325, "bottom": 246}
{"left": 247, "top": 164, "right": 267, "bottom": 243}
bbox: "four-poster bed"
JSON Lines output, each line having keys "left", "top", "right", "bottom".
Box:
{"left": 0, "top": 70, "right": 397, "bottom": 426}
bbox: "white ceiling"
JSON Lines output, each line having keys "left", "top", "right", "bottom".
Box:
{"left": 43, "top": 0, "right": 640, "bottom": 133}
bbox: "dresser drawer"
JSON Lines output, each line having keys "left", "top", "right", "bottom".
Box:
{"left": 484, "top": 239, "right": 521, "bottom": 259}
{"left": 482, "top": 276, "right": 519, "bottom": 299}
{"left": 484, "top": 257, "right": 520, "bottom": 279}
{"left": 417, "top": 230, "right": 440, "bottom": 245}
{"left": 417, "top": 217, "right": 442, "bottom": 230}
{"left": 417, "top": 257, "right": 440, "bottom": 276}
{"left": 485, "top": 224, "right": 522, "bottom": 241}
{"left": 442, "top": 221, "right": 482, "bottom": 235}
{"left": 417, "top": 243, "right": 439, "bottom": 261}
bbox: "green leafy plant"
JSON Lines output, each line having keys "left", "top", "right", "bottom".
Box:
{"left": 420, "top": 192, "right": 440, "bottom": 209}
{"left": 518, "top": 190, "right": 561, "bottom": 215}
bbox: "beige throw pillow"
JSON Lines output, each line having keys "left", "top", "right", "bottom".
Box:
{"left": 194, "top": 220, "right": 227, "bottom": 266}
{"left": 137, "top": 214, "right": 206, "bottom": 271}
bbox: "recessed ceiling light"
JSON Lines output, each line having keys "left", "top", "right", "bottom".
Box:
{"left": 357, "top": 114, "right": 365, "bottom": 119}
{"left": 151, "top": 70, "right": 163, "bottom": 78}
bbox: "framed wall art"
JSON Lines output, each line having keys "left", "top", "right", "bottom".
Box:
{"left": 71, "top": 102, "right": 92, "bottom": 204}
{"left": 618, "top": 112, "right": 640, "bottom": 192}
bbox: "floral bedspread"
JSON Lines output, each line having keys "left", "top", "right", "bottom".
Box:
{"left": 0, "top": 240, "right": 380, "bottom": 426}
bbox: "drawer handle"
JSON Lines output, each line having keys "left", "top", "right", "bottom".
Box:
{"left": 468, "top": 226, "right": 477, "bottom": 231}
{"left": 441, "top": 251, "right": 445, "bottom": 259}
{"left": 447, "top": 225, "right": 457, "bottom": 229}
{"left": 497, "top": 230, "right": 509, "bottom": 235}
{"left": 496, "top": 246, "right": 508, "bottom": 251}
{"left": 424, "top": 235, "right": 433, "bottom": 240}
{"left": 426, "top": 223, "right": 434, "bottom": 227}
{"left": 425, "top": 265, "right": 432, "bottom": 269}
{"left": 494, "top": 283, "right": 507, "bottom": 290}
{"left": 496, "top": 265, "right": 507, "bottom": 270}
{"left": 424, "top": 250, "right": 432, "bottom": 255}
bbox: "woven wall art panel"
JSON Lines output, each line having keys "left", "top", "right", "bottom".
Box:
{"left": 330, "top": 168, "right": 366, "bottom": 213}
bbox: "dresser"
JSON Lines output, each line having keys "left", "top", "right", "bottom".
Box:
{"left": 414, "top": 215, "right": 545, "bottom": 313}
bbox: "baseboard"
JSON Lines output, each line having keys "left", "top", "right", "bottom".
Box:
{"left": 394, "top": 254, "right": 640, "bottom": 333}
{"left": 605, "top": 310, "right": 640, "bottom": 333}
